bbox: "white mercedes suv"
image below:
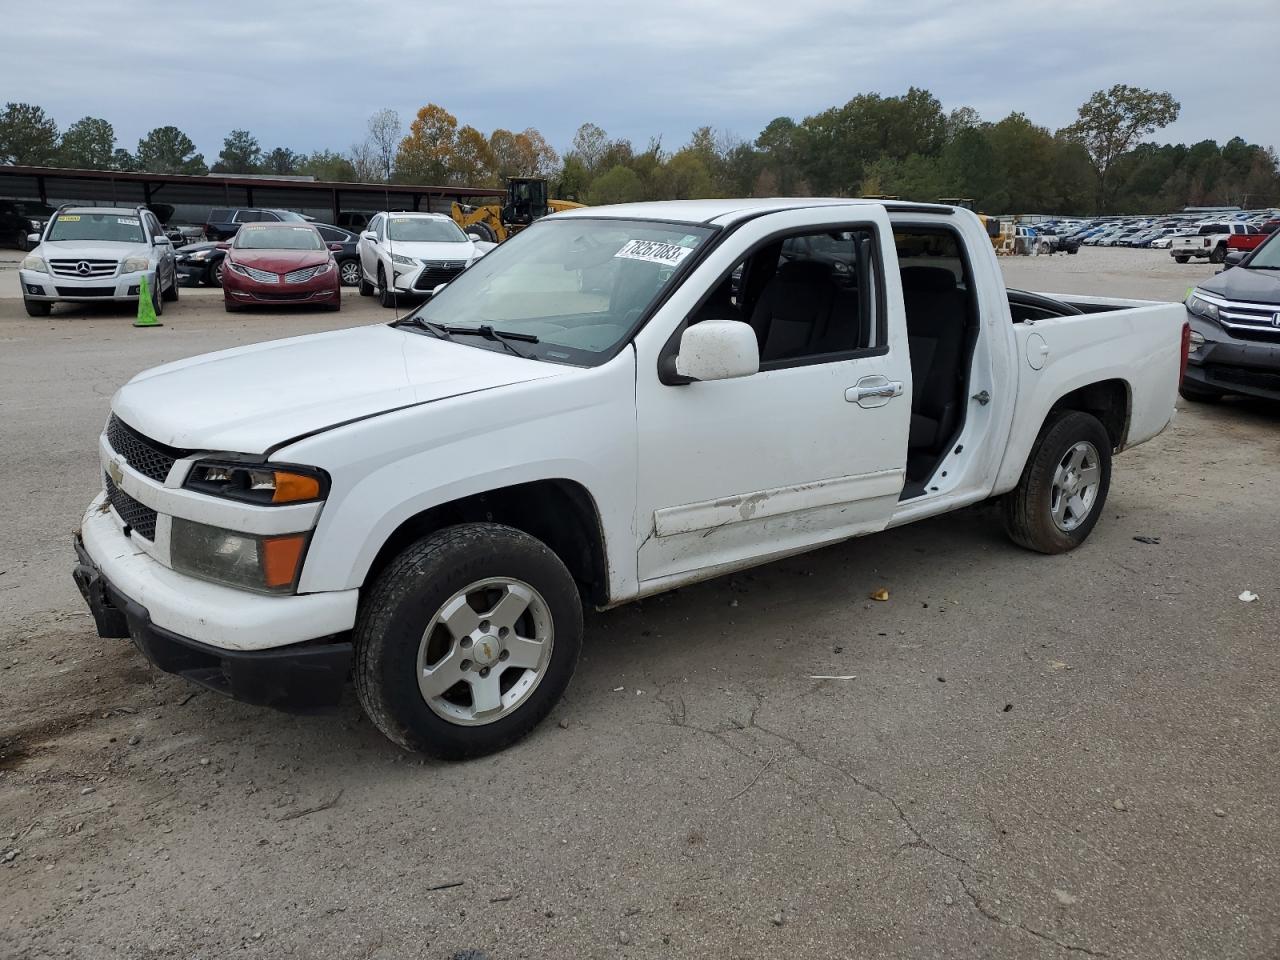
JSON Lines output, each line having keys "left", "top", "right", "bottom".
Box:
{"left": 356, "top": 211, "right": 492, "bottom": 308}
{"left": 18, "top": 205, "right": 179, "bottom": 317}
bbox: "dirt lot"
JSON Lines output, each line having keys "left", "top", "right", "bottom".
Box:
{"left": 2, "top": 248, "right": 1277, "bottom": 959}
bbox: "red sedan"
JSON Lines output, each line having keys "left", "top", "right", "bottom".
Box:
{"left": 222, "top": 222, "right": 341, "bottom": 312}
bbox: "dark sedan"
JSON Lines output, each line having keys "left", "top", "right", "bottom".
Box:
{"left": 1183, "top": 230, "right": 1280, "bottom": 403}
{"left": 176, "top": 224, "right": 361, "bottom": 287}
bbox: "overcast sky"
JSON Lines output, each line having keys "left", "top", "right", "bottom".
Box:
{"left": 6, "top": 0, "right": 1277, "bottom": 161}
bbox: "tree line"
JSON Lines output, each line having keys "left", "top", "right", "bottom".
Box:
{"left": 1, "top": 85, "right": 1277, "bottom": 214}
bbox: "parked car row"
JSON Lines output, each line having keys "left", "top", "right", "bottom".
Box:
{"left": 15, "top": 205, "right": 351, "bottom": 316}
{"left": 1028, "top": 209, "right": 1280, "bottom": 258}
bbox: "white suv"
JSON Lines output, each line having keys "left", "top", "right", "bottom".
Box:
{"left": 356, "top": 211, "right": 492, "bottom": 308}
{"left": 18, "top": 206, "right": 178, "bottom": 317}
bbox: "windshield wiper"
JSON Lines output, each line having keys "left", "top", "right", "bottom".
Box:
{"left": 390, "top": 316, "right": 453, "bottom": 340}
{"left": 442, "top": 324, "right": 539, "bottom": 358}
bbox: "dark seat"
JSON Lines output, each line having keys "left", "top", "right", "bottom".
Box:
{"left": 901, "top": 266, "right": 967, "bottom": 452}
{"left": 748, "top": 259, "right": 867, "bottom": 362}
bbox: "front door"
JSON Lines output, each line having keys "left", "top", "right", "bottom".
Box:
{"left": 633, "top": 205, "right": 912, "bottom": 586}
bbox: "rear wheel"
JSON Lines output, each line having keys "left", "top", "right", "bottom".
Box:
{"left": 355, "top": 523, "right": 583, "bottom": 759}
{"left": 1174, "top": 256, "right": 1190, "bottom": 264}
{"left": 339, "top": 259, "right": 361, "bottom": 287}
{"left": 358, "top": 266, "right": 374, "bottom": 296}
{"left": 208, "top": 261, "right": 224, "bottom": 287}
{"left": 377, "top": 266, "right": 397, "bottom": 308}
{"left": 1002, "top": 411, "right": 1112, "bottom": 555}
{"left": 24, "top": 298, "right": 51, "bottom": 317}
{"left": 466, "top": 221, "right": 498, "bottom": 244}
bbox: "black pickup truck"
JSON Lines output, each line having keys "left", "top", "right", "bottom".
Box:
{"left": 203, "top": 207, "right": 310, "bottom": 241}
{"left": 1183, "top": 229, "right": 1280, "bottom": 402}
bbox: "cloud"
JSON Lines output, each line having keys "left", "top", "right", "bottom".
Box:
{"left": 3, "top": 0, "right": 1276, "bottom": 160}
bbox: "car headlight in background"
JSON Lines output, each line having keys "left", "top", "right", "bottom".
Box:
{"left": 1185, "top": 291, "right": 1220, "bottom": 322}
{"left": 391, "top": 252, "right": 418, "bottom": 267}
{"left": 185, "top": 461, "right": 327, "bottom": 505}
{"left": 170, "top": 518, "right": 308, "bottom": 594}
{"left": 21, "top": 255, "right": 47, "bottom": 273}
{"left": 122, "top": 256, "right": 151, "bottom": 273}
{"left": 184, "top": 248, "right": 214, "bottom": 262}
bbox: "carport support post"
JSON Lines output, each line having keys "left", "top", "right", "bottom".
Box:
{"left": 332, "top": 188, "right": 340, "bottom": 225}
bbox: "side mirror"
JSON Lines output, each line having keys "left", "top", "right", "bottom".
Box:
{"left": 1223, "top": 249, "right": 1245, "bottom": 267}
{"left": 215, "top": 242, "right": 231, "bottom": 251}
{"left": 27, "top": 232, "right": 40, "bottom": 245}
{"left": 154, "top": 235, "right": 171, "bottom": 245}
{"left": 327, "top": 241, "right": 344, "bottom": 252}
{"left": 674, "top": 320, "right": 759, "bottom": 382}
{"left": 360, "top": 231, "right": 378, "bottom": 243}
{"left": 431, "top": 283, "right": 448, "bottom": 297}
{"left": 466, "top": 233, "right": 482, "bottom": 242}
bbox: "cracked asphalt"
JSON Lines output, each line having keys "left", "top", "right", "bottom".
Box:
{"left": 1, "top": 248, "right": 1278, "bottom": 959}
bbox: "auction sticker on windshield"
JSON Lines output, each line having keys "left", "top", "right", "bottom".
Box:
{"left": 57, "top": 215, "right": 81, "bottom": 222}
{"left": 614, "top": 239, "right": 693, "bottom": 266}
{"left": 117, "top": 218, "right": 139, "bottom": 226}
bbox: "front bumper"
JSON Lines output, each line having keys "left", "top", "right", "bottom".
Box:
{"left": 1185, "top": 316, "right": 1280, "bottom": 400}
{"left": 223, "top": 269, "right": 339, "bottom": 305}
{"left": 19, "top": 268, "right": 155, "bottom": 302}
{"left": 73, "top": 530, "right": 353, "bottom": 713}
{"left": 175, "top": 259, "right": 215, "bottom": 283}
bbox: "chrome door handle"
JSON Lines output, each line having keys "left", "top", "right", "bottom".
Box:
{"left": 845, "top": 377, "right": 904, "bottom": 408}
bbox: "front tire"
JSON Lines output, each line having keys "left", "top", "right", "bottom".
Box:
{"left": 162, "top": 267, "right": 179, "bottom": 302}
{"left": 208, "top": 261, "right": 224, "bottom": 288}
{"left": 377, "top": 266, "right": 397, "bottom": 308}
{"left": 358, "top": 268, "right": 374, "bottom": 296}
{"left": 1179, "top": 382, "right": 1224, "bottom": 403}
{"left": 24, "top": 297, "right": 51, "bottom": 317}
{"left": 1209, "top": 244, "right": 1226, "bottom": 265}
{"left": 355, "top": 523, "right": 583, "bottom": 760}
{"left": 1002, "top": 411, "right": 1112, "bottom": 555}
{"left": 339, "top": 259, "right": 362, "bottom": 287}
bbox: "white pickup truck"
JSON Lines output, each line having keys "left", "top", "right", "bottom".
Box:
{"left": 73, "top": 199, "right": 1187, "bottom": 759}
{"left": 1170, "top": 222, "right": 1257, "bottom": 264}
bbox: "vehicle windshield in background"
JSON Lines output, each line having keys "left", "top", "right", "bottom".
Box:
{"left": 234, "top": 225, "right": 324, "bottom": 250}
{"left": 46, "top": 212, "right": 145, "bottom": 244}
{"left": 412, "top": 218, "right": 714, "bottom": 365}
{"left": 387, "top": 217, "right": 469, "bottom": 243}
{"left": 1246, "top": 232, "right": 1280, "bottom": 269}
{"left": 277, "top": 211, "right": 308, "bottom": 222}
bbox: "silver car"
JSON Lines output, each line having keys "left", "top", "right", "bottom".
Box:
{"left": 18, "top": 205, "right": 179, "bottom": 317}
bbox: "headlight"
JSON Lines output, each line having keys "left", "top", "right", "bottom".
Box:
{"left": 1185, "top": 291, "right": 1219, "bottom": 322}
{"left": 122, "top": 256, "right": 151, "bottom": 273}
{"left": 170, "top": 518, "right": 308, "bottom": 594}
{"left": 21, "top": 255, "right": 46, "bottom": 272}
{"left": 391, "top": 253, "right": 418, "bottom": 267}
{"left": 315, "top": 260, "right": 334, "bottom": 274}
{"left": 186, "top": 249, "right": 213, "bottom": 262}
{"left": 227, "top": 261, "right": 250, "bottom": 277}
{"left": 185, "top": 461, "right": 327, "bottom": 505}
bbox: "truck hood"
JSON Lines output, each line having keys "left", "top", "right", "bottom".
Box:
{"left": 112, "top": 324, "right": 567, "bottom": 454}
{"left": 1199, "top": 266, "right": 1280, "bottom": 304}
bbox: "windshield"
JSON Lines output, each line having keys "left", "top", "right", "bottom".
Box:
{"left": 409, "top": 218, "right": 714, "bottom": 364}
{"left": 233, "top": 224, "right": 324, "bottom": 250}
{"left": 387, "top": 217, "right": 468, "bottom": 243}
{"left": 46, "top": 212, "right": 145, "bottom": 243}
{"left": 1246, "top": 231, "right": 1280, "bottom": 269}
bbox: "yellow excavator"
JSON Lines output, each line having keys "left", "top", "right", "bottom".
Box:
{"left": 452, "top": 177, "right": 584, "bottom": 243}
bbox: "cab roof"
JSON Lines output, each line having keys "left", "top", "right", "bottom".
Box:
{"left": 553, "top": 197, "right": 957, "bottom": 227}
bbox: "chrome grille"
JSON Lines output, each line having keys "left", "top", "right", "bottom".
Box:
{"left": 413, "top": 261, "right": 467, "bottom": 290}
{"left": 1210, "top": 296, "right": 1280, "bottom": 341}
{"left": 49, "top": 258, "right": 118, "bottom": 278}
{"left": 106, "top": 415, "right": 187, "bottom": 483}
{"left": 103, "top": 473, "right": 157, "bottom": 541}
{"left": 284, "top": 265, "right": 321, "bottom": 284}
{"left": 240, "top": 265, "right": 279, "bottom": 283}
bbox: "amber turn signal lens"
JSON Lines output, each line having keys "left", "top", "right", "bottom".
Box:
{"left": 261, "top": 534, "right": 307, "bottom": 589}
{"left": 271, "top": 471, "right": 322, "bottom": 503}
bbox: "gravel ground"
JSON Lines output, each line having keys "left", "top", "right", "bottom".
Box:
{"left": 1, "top": 247, "right": 1276, "bottom": 960}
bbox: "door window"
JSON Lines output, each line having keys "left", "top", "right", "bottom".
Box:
{"left": 690, "top": 227, "right": 881, "bottom": 368}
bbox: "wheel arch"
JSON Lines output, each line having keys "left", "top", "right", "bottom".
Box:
{"left": 359, "top": 478, "right": 611, "bottom": 607}
{"left": 1045, "top": 378, "right": 1132, "bottom": 452}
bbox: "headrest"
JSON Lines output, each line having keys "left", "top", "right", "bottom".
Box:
{"left": 900, "top": 266, "right": 958, "bottom": 292}
{"left": 777, "top": 259, "right": 834, "bottom": 284}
